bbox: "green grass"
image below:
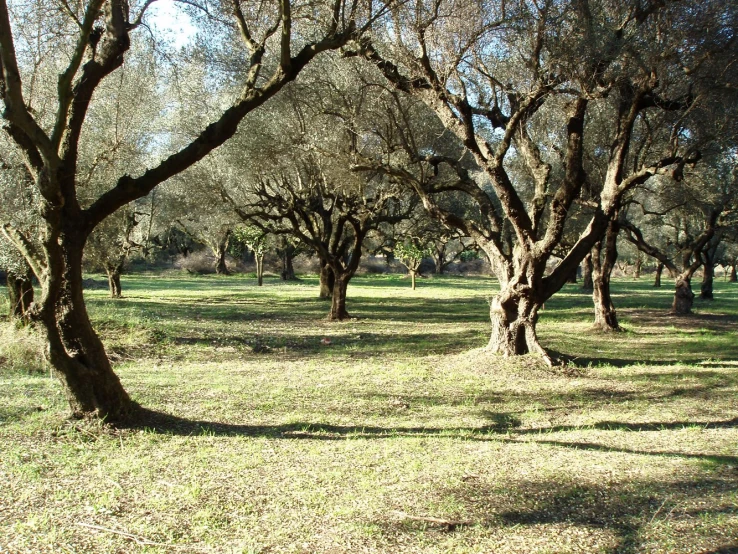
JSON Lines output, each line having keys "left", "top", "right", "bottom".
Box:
{"left": 1, "top": 272, "right": 737, "bottom": 553}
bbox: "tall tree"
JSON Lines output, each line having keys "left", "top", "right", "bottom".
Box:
{"left": 0, "top": 0, "right": 387, "bottom": 420}
{"left": 349, "top": 0, "right": 735, "bottom": 362}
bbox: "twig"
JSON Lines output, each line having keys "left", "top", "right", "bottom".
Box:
{"left": 75, "top": 522, "right": 206, "bottom": 550}
{"left": 648, "top": 498, "right": 669, "bottom": 525}
{"left": 392, "top": 510, "right": 473, "bottom": 530}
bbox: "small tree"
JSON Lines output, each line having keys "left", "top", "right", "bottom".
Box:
{"left": 234, "top": 226, "right": 268, "bottom": 286}
{"left": 394, "top": 241, "right": 432, "bottom": 290}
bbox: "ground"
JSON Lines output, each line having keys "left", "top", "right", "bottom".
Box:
{"left": 1, "top": 273, "right": 737, "bottom": 553}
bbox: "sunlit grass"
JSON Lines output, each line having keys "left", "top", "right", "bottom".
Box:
{"left": 1, "top": 272, "right": 737, "bottom": 553}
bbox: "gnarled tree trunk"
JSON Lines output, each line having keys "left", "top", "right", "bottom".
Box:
{"left": 673, "top": 276, "right": 695, "bottom": 314}
{"left": 488, "top": 285, "right": 548, "bottom": 362}
{"left": 105, "top": 264, "right": 123, "bottom": 298}
{"left": 45, "top": 230, "right": 132, "bottom": 420}
{"left": 591, "top": 218, "right": 621, "bottom": 332}
{"left": 328, "top": 274, "right": 351, "bottom": 320}
{"left": 319, "top": 260, "right": 334, "bottom": 299}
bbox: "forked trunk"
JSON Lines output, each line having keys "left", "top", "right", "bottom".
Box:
{"left": 700, "top": 264, "right": 714, "bottom": 300}
{"left": 581, "top": 253, "right": 594, "bottom": 292}
{"left": 328, "top": 276, "right": 351, "bottom": 320}
{"left": 672, "top": 277, "right": 695, "bottom": 314}
{"left": 47, "top": 231, "right": 132, "bottom": 420}
{"left": 256, "top": 254, "right": 264, "bottom": 286}
{"left": 654, "top": 263, "right": 664, "bottom": 287}
{"left": 7, "top": 270, "right": 34, "bottom": 321}
{"left": 106, "top": 265, "right": 122, "bottom": 298}
{"left": 319, "top": 261, "right": 334, "bottom": 299}
{"left": 215, "top": 246, "right": 229, "bottom": 275}
{"left": 487, "top": 286, "right": 549, "bottom": 364}
{"left": 730, "top": 264, "right": 737, "bottom": 283}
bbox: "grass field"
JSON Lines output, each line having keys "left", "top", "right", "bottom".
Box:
{"left": 1, "top": 273, "right": 737, "bottom": 553}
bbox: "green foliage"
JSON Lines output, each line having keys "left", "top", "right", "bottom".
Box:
{"left": 394, "top": 241, "right": 433, "bottom": 270}
{"left": 233, "top": 226, "right": 267, "bottom": 255}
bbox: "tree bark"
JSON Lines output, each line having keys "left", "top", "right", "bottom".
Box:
{"left": 672, "top": 276, "right": 695, "bottom": 314}
{"left": 7, "top": 270, "right": 34, "bottom": 321}
{"left": 591, "top": 218, "right": 621, "bottom": 332}
{"left": 105, "top": 265, "right": 122, "bottom": 298}
{"left": 581, "top": 253, "right": 594, "bottom": 292}
{"left": 45, "top": 231, "right": 132, "bottom": 420}
{"left": 487, "top": 286, "right": 548, "bottom": 363}
{"left": 634, "top": 258, "right": 642, "bottom": 279}
{"left": 730, "top": 264, "right": 737, "bottom": 283}
{"left": 411, "top": 270, "right": 417, "bottom": 290}
{"left": 319, "top": 260, "right": 334, "bottom": 299}
{"left": 654, "top": 263, "right": 664, "bottom": 287}
{"left": 328, "top": 275, "right": 351, "bottom": 320}
{"left": 700, "top": 264, "right": 714, "bottom": 300}
{"left": 256, "top": 254, "right": 264, "bottom": 286}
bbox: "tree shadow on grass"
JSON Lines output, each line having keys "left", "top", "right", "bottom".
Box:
{"left": 119, "top": 407, "right": 738, "bottom": 466}
{"left": 417, "top": 475, "right": 738, "bottom": 554}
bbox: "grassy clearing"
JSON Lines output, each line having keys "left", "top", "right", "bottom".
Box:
{"left": 1, "top": 273, "right": 737, "bottom": 553}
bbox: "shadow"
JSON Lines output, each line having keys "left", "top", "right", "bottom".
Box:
{"left": 118, "top": 408, "right": 738, "bottom": 467}
{"left": 385, "top": 473, "right": 738, "bottom": 553}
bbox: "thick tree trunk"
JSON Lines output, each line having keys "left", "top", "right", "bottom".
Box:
{"left": 256, "top": 254, "right": 264, "bottom": 286}
{"left": 7, "top": 270, "right": 34, "bottom": 321}
{"left": 105, "top": 265, "right": 123, "bottom": 298}
{"left": 44, "top": 231, "right": 132, "bottom": 420}
{"left": 319, "top": 261, "right": 334, "bottom": 299}
{"left": 730, "top": 264, "right": 737, "bottom": 283}
{"left": 328, "top": 275, "right": 351, "bottom": 320}
{"left": 487, "top": 284, "right": 549, "bottom": 363}
{"left": 700, "top": 264, "right": 714, "bottom": 300}
{"left": 581, "top": 253, "right": 594, "bottom": 292}
{"left": 566, "top": 268, "right": 577, "bottom": 284}
{"left": 654, "top": 263, "right": 664, "bottom": 287}
{"left": 592, "top": 279, "right": 619, "bottom": 331}
{"left": 672, "top": 277, "right": 695, "bottom": 314}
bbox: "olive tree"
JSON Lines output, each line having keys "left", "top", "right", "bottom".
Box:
{"left": 0, "top": 0, "right": 389, "bottom": 420}
{"left": 349, "top": 0, "right": 734, "bottom": 362}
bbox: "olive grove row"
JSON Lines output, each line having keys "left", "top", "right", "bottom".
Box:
{"left": 0, "top": 0, "right": 736, "bottom": 420}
